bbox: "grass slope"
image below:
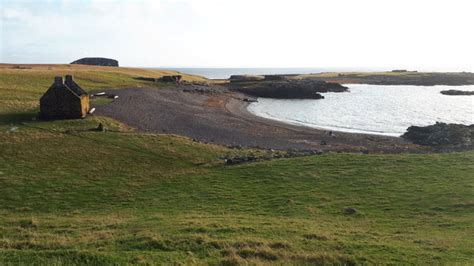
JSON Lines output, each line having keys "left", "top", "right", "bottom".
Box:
{"left": 0, "top": 65, "right": 473, "bottom": 264}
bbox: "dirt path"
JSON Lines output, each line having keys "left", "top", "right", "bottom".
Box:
{"left": 95, "top": 87, "right": 425, "bottom": 153}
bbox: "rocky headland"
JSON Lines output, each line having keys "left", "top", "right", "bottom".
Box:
{"left": 71, "top": 57, "right": 119, "bottom": 67}
{"left": 230, "top": 79, "right": 349, "bottom": 99}
{"left": 402, "top": 122, "right": 473, "bottom": 151}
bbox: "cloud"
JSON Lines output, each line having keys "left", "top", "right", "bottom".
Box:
{"left": 0, "top": 0, "right": 473, "bottom": 70}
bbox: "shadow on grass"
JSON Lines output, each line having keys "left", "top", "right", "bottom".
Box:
{"left": 0, "top": 111, "right": 38, "bottom": 125}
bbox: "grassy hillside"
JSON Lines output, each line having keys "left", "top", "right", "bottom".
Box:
{"left": 0, "top": 65, "right": 473, "bottom": 264}
{"left": 0, "top": 64, "right": 206, "bottom": 116}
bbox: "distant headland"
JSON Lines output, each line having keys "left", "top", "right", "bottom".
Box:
{"left": 70, "top": 57, "right": 119, "bottom": 67}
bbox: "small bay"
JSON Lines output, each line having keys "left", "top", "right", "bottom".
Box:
{"left": 248, "top": 84, "right": 474, "bottom": 136}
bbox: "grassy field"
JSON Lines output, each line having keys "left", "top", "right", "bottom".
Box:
{"left": 0, "top": 65, "right": 473, "bottom": 264}
{"left": 0, "top": 64, "right": 206, "bottom": 118}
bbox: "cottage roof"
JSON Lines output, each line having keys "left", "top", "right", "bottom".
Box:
{"left": 65, "top": 75, "right": 87, "bottom": 96}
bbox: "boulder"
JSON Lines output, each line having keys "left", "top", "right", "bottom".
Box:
{"left": 71, "top": 57, "right": 119, "bottom": 67}
{"left": 402, "top": 122, "right": 473, "bottom": 150}
{"left": 343, "top": 207, "right": 358, "bottom": 215}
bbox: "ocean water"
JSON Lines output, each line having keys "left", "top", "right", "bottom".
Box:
{"left": 160, "top": 67, "right": 387, "bottom": 79}
{"left": 247, "top": 84, "right": 474, "bottom": 136}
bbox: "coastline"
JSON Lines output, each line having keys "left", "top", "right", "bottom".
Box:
{"left": 245, "top": 101, "right": 401, "bottom": 137}
{"left": 243, "top": 83, "right": 474, "bottom": 137}
{"left": 96, "top": 87, "right": 425, "bottom": 153}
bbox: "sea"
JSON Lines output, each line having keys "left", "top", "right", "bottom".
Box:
{"left": 248, "top": 84, "right": 474, "bottom": 136}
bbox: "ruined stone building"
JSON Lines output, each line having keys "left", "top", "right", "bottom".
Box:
{"left": 40, "top": 75, "right": 90, "bottom": 119}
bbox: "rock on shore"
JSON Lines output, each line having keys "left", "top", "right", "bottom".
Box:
{"left": 232, "top": 80, "right": 348, "bottom": 99}
{"left": 440, "top": 90, "right": 474, "bottom": 96}
{"left": 402, "top": 122, "right": 473, "bottom": 150}
{"left": 71, "top": 57, "right": 119, "bottom": 67}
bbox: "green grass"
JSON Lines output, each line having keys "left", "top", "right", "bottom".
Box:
{"left": 0, "top": 65, "right": 473, "bottom": 264}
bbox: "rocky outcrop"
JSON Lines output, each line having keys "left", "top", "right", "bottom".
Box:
{"left": 71, "top": 57, "right": 119, "bottom": 67}
{"left": 440, "top": 90, "right": 474, "bottom": 96}
{"left": 263, "top": 74, "right": 298, "bottom": 81}
{"left": 402, "top": 122, "right": 473, "bottom": 150}
{"left": 233, "top": 80, "right": 348, "bottom": 99}
{"left": 229, "top": 75, "right": 265, "bottom": 83}
{"left": 135, "top": 75, "right": 182, "bottom": 83}
{"left": 160, "top": 75, "right": 182, "bottom": 82}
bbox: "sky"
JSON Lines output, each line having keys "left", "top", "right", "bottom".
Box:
{"left": 1, "top": 0, "right": 474, "bottom": 71}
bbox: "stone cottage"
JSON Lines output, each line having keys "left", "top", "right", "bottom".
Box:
{"left": 40, "top": 75, "right": 90, "bottom": 119}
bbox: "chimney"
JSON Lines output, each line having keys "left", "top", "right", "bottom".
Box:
{"left": 54, "top": 76, "right": 63, "bottom": 85}
{"left": 65, "top": 75, "right": 73, "bottom": 82}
